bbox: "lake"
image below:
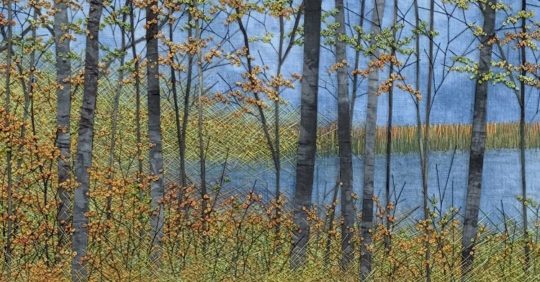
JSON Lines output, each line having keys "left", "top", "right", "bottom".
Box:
{"left": 175, "top": 149, "right": 540, "bottom": 223}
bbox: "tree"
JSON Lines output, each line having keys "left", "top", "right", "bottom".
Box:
{"left": 335, "top": 0, "right": 355, "bottom": 270}
{"left": 360, "top": 0, "right": 385, "bottom": 278}
{"left": 195, "top": 12, "right": 209, "bottom": 251}
{"left": 129, "top": 0, "right": 143, "bottom": 181}
{"left": 291, "top": 0, "right": 322, "bottom": 269}
{"left": 72, "top": 0, "right": 104, "bottom": 280}
{"left": 414, "top": 0, "right": 433, "bottom": 279}
{"left": 350, "top": 0, "right": 366, "bottom": 126}
{"left": 228, "top": 2, "right": 281, "bottom": 222}
{"left": 461, "top": 0, "right": 496, "bottom": 277}
{"left": 219, "top": 1, "right": 303, "bottom": 239}
{"left": 518, "top": 0, "right": 530, "bottom": 271}
{"left": 168, "top": 1, "right": 193, "bottom": 190}
{"left": 383, "top": 0, "right": 398, "bottom": 252}
{"left": 264, "top": 1, "right": 303, "bottom": 235}
{"left": 423, "top": 0, "right": 435, "bottom": 210}
{"left": 489, "top": 0, "right": 531, "bottom": 271}
{"left": 3, "top": 0, "right": 14, "bottom": 274}
{"left": 54, "top": 0, "right": 72, "bottom": 248}
{"left": 105, "top": 1, "right": 129, "bottom": 220}
{"left": 146, "top": 0, "right": 166, "bottom": 263}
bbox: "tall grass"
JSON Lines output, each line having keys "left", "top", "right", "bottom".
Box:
{"left": 319, "top": 122, "right": 540, "bottom": 156}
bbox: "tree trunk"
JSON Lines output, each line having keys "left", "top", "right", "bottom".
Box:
{"left": 335, "top": 0, "right": 355, "bottom": 270}
{"left": 272, "top": 8, "right": 302, "bottom": 237}
{"left": 235, "top": 9, "right": 279, "bottom": 199}
{"left": 360, "top": 0, "right": 385, "bottom": 278}
{"left": 274, "top": 16, "right": 284, "bottom": 235}
{"left": 3, "top": 0, "right": 14, "bottom": 275}
{"left": 106, "top": 9, "right": 128, "bottom": 220}
{"left": 180, "top": 53, "right": 193, "bottom": 189}
{"left": 17, "top": 8, "right": 37, "bottom": 153}
{"left": 353, "top": 0, "right": 367, "bottom": 272}
{"left": 461, "top": 1, "right": 496, "bottom": 278}
{"left": 179, "top": 4, "right": 195, "bottom": 191}
{"left": 72, "top": 0, "right": 103, "bottom": 280}
{"left": 146, "top": 0, "right": 165, "bottom": 263}
{"left": 423, "top": 0, "right": 435, "bottom": 213}
{"left": 519, "top": 0, "right": 530, "bottom": 272}
{"left": 291, "top": 0, "right": 322, "bottom": 269}
{"left": 129, "top": 0, "right": 143, "bottom": 179}
{"left": 195, "top": 17, "right": 208, "bottom": 250}
{"left": 414, "top": 0, "right": 431, "bottom": 280}
{"left": 170, "top": 9, "right": 192, "bottom": 190}
{"left": 350, "top": 0, "right": 366, "bottom": 128}
{"left": 384, "top": 0, "right": 398, "bottom": 252}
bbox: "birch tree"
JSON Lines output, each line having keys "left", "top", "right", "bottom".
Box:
{"left": 461, "top": 0, "right": 496, "bottom": 277}
{"left": 53, "top": 0, "right": 72, "bottom": 247}
{"left": 146, "top": 0, "right": 166, "bottom": 263}
{"left": 360, "top": 0, "right": 385, "bottom": 278}
{"left": 72, "top": 0, "right": 104, "bottom": 280}
{"left": 291, "top": 0, "right": 322, "bottom": 269}
{"left": 335, "top": 0, "right": 355, "bottom": 270}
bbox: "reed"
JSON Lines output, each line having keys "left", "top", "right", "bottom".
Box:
{"left": 318, "top": 122, "right": 540, "bottom": 156}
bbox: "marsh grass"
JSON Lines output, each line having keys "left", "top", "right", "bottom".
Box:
{"left": 319, "top": 122, "right": 540, "bottom": 156}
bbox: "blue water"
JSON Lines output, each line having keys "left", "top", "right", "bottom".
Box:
{"left": 178, "top": 149, "right": 540, "bottom": 222}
